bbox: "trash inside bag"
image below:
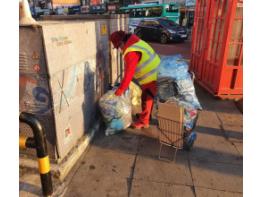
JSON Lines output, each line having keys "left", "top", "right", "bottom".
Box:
{"left": 129, "top": 81, "right": 142, "bottom": 106}
{"left": 99, "top": 89, "right": 132, "bottom": 136}
{"left": 157, "top": 55, "right": 202, "bottom": 110}
{"left": 157, "top": 77, "right": 178, "bottom": 102}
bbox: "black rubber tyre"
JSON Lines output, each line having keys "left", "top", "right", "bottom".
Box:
{"left": 160, "top": 34, "right": 169, "bottom": 44}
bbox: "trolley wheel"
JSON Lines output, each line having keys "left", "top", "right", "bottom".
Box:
{"left": 183, "top": 131, "right": 197, "bottom": 151}
{"left": 183, "top": 141, "right": 194, "bottom": 151}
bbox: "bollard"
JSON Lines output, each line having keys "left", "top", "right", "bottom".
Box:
{"left": 19, "top": 136, "right": 36, "bottom": 149}
{"left": 19, "top": 112, "right": 53, "bottom": 197}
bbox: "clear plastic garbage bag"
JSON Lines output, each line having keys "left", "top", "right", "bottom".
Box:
{"left": 99, "top": 89, "right": 132, "bottom": 136}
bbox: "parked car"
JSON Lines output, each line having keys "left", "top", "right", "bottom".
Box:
{"left": 134, "top": 18, "right": 188, "bottom": 44}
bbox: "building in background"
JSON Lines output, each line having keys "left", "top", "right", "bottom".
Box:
{"left": 107, "top": 0, "right": 123, "bottom": 13}
{"left": 176, "top": 0, "right": 195, "bottom": 29}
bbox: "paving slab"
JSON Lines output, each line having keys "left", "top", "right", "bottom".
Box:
{"left": 63, "top": 145, "right": 136, "bottom": 197}
{"left": 92, "top": 131, "right": 140, "bottom": 155}
{"left": 130, "top": 179, "right": 195, "bottom": 197}
{"left": 63, "top": 132, "right": 140, "bottom": 197}
{"left": 216, "top": 112, "right": 243, "bottom": 127}
{"left": 134, "top": 155, "right": 193, "bottom": 186}
{"left": 195, "top": 187, "right": 243, "bottom": 197}
{"left": 74, "top": 146, "right": 136, "bottom": 179}
{"left": 64, "top": 175, "right": 128, "bottom": 197}
{"left": 189, "top": 131, "right": 242, "bottom": 165}
{"left": 197, "top": 110, "right": 222, "bottom": 130}
{"left": 221, "top": 124, "right": 243, "bottom": 143}
{"left": 190, "top": 160, "right": 243, "bottom": 193}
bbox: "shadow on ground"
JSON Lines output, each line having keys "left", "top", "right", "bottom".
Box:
{"left": 195, "top": 84, "right": 242, "bottom": 114}
{"left": 91, "top": 129, "right": 242, "bottom": 174}
{"left": 19, "top": 182, "right": 42, "bottom": 196}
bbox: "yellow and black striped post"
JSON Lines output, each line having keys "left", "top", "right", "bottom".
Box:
{"left": 19, "top": 112, "right": 53, "bottom": 197}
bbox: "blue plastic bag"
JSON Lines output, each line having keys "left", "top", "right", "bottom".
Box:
{"left": 158, "top": 55, "right": 189, "bottom": 80}
{"left": 158, "top": 55, "right": 202, "bottom": 110}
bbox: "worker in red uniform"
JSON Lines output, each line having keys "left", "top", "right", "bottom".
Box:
{"left": 110, "top": 30, "right": 161, "bottom": 129}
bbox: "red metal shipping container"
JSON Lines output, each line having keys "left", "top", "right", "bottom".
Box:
{"left": 190, "top": 0, "right": 243, "bottom": 99}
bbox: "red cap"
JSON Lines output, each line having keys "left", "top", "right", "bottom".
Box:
{"left": 110, "top": 30, "right": 126, "bottom": 49}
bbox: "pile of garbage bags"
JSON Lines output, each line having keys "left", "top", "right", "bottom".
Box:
{"left": 99, "top": 89, "right": 132, "bottom": 136}
{"left": 157, "top": 54, "right": 202, "bottom": 131}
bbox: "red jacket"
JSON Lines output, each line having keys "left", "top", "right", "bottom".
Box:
{"left": 115, "top": 34, "right": 141, "bottom": 96}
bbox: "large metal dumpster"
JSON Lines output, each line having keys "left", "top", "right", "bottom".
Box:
{"left": 190, "top": 0, "right": 243, "bottom": 99}
{"left": 19, "top": 15, "right": 128, "bottom": 164}
{"left": 20, "top": 21, "right": 98, "bottom": 162}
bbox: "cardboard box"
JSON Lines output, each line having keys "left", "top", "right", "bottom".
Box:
{"left": 157, "top": 102, "right": 184, "bottom": 148}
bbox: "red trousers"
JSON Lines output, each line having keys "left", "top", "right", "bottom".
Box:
{"left": 138, "top": 81, "right": 157, "bottom": 125}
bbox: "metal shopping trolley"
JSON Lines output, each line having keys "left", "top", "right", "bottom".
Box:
{"left": 157, "top": 101, "right": 184, "bottom": 161}
{"left": 156, "top": 71, "right": 198, "bottom": 161}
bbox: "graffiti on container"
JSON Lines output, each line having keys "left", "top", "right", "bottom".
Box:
{"left": 59, "top": 65, "right": 79, "bottom": 109}
{"left": 20, "top": 75, "right": 51, "bottom": 114}
{"left": 64, "top": 126, "right": 73, "bottom": 145}
{"left": 51, "top": 36, "right": 72, "bottom": 47}
{"left": 65, "top": 127, "right": 71, "bottom": 137}
{"left": 65, "top": 65, "right": 78, "bottom": 98}
{"left": 32, "top": 86, "right": 51, "bottom": 114}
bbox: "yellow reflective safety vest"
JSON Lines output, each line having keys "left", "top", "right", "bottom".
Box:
{"left": 123, "top": 39, "right": 160, "bottom": 86}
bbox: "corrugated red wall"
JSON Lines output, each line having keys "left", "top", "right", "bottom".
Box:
{"left": 190, "top": 0, "right": 243, "bottom": 99}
